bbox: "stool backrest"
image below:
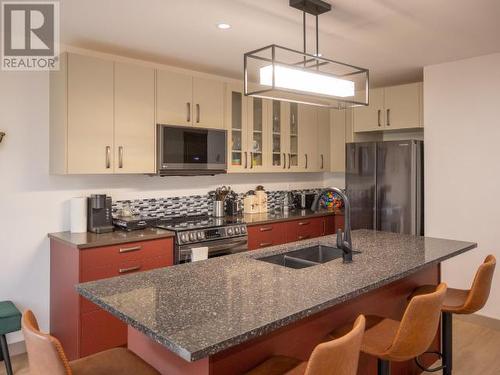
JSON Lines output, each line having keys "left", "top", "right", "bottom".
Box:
{"left": 386, "top": 283, "right": 447, "bottom": 361}
{"left": 462, "top": 255, "right": 496, "bottom": 314}
{"left": 21, "top": 310, "right": 72, "bottom": 375}
{"left": 304, "top": 315, "right": 365, "bottom": 375}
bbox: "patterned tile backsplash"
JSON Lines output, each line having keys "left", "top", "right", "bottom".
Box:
{"left": 112, "top": 188, "right": 324, "bottom": 218}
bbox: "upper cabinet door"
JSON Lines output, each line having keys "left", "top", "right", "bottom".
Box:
{"left": 114, "top": 63, "right": 155, "bottom": 174}
{"left": 156, "top": 69, "right": 193, "bottom": 126}
{"left": 298, "top": 104, "right": 318, "bottom": 172}
{"left": 225, "top": 83, "right": 249, "bottom": 172}
{"left": 330, "top": 109, "right": 347, "bottom": 173}
{"left": 247, "top": 97, "right": 268, "bottom": 170}
{"left": 317, "top": 107, "right": 331, "bottom": 171}
{"left": 67, "top": 54, "right": 114, "bottom": 174}
{"left": 193, "top": 77, "right": 224, "bottom": 129}
{"left": 269, "top": 100, "right": 287, "bottom": 171}
{"left": 383, "top": 82, "right": 422, "bottom": 129}
{"left": 353, "top": 88, "right": 385, "bottom": 132}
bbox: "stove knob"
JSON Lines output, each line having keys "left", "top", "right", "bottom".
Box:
{"left": 197, "top": 231, "right": 204, "bottom": 240}
{"left": 189, "top": 232, "right": 196, "bottom": 241}
{"left": 240, "top": 226, "right": 247, "bottom": 234}
{"left": 234, "top": 227, "right": 240, "bottom": 235}
{"left": 227, "top": 227, "right": 234, "bottom": 236}
{"left": 180, "top": 233, "right": 188, "bottom": 243}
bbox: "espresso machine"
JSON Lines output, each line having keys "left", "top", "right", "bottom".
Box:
{"left": 87, "top": 194, "right": 114, "bottom": 233}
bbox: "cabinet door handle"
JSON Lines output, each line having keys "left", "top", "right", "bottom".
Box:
{"left": 320, "top": 154, "right": 324, "bottom": 169}
{"left": 105, "top": 146, "right": 111, "bottom": 169}
{"left": 196, "top": 104, "right": 200, "bottom": 123}
{"left": 259, "top": 226, "right": 273, "bottom": 232}
{"left": 244, "top": 152, "right": 247, "bottom": 169}
{"left": 298, "top": 235, "right": 310, "bottom": 240}
{"left": 298, "top": 221, "right": 310, "bottom": 226}
{"left": 386, "top": 109, "right": 390, "bottom": 126}
{"left": 259, "top": 242, "right": 273, "bottom": 247}
{"left": 305, "top": 154, "right": 308, "bottom": 169}
{"left": 377, "top": 110, "right": 381, "bottom": 127}
{"left": 288, "top": 153, "right": 291, "bottom": 169}
{"left": 119, "top": 245, "right": 141, "bottom": 253}
{"left": 186, "top": 102, "right": 191, "bottom": 122}
{"left": 118, "top": 146, "right": 124, "bottom": 169}
{"left": 119, "top": 265, "right": 141, "bottom": 274}
{"left": 283, "top": 153, "right": 286, "bottom": 169}
{"left": 250, "top": 152, "right": 254, "bottom": 169}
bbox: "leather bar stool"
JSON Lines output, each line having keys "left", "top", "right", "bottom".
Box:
{"left": 412, "top": 254, "right": 496, "bottom": 375}
{"left": 330, "top": 283, "right": 447, "bottom": 375}
{"left": 22, "top": 310, "right": 160, "bottom": 375}
{"left": 245, "top": 315, "right": 365, "bottom": 375}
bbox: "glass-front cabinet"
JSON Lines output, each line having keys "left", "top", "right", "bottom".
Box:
{"left": 268, "top": 100, "right": 287, "bottom": 170}
{"left": 225, "top": 83, "right": 268, "bottom": 172}
{"left": 248, "top": 97, "right": 266, "bottom": 170}
{"left": 288, "top": 102, "right": 300, "bottom": 170}
{"left": 225, "top": 83, "right": 247, "bottom": 172}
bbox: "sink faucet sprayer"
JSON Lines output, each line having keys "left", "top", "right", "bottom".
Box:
{"left": 311, "top": 187, "right": 353, "bottom": 263}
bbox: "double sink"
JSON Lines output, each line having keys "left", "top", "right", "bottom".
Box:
{"left": 257, "top": 244, "right": 360, "bottom": 269}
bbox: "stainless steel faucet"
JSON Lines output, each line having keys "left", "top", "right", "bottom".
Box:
{"left": 312, "top": 187, "right": 353, "bottom": 262}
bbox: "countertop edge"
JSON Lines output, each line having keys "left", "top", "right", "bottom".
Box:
{"left": 76, "top": 240, "right": 477, "bottom": 362}
{"left": 244, "top": 210, "right": 343, "bottom": 226}
{"left": 48, "top": 230, "right": 175, "bottom": 249}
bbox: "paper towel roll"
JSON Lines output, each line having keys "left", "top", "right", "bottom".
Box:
{"left": 191, "top": 247, "right": 209, "bottom": 262}
{"left": 70, "top": 197, "right": 88, "bottom": 233}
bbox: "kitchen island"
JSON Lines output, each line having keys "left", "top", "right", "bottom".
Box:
{"left": 77, "top": 230, "right": 476, "bottom": 374}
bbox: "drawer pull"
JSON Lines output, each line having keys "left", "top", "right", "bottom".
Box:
{"left": 298, "top": 221, "right": 310, "bottom": 226}
{"left": 119, "top": 246, "right": 142, "bottom": 253}
{"left": 119, "top": 266, "right": 141, "bottom": 274}
{"left": 298, "top": 235, "right": 310, "bottom": 240}
{"left": 259, "top": 226, "right": 273, "bottom": 232}
{"left": 259, "top": 242, "right": 273, "bottom": 247}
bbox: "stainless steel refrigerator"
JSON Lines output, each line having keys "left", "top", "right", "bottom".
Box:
{"left": 345, "top": 140, "right": 424, "bottom": 235}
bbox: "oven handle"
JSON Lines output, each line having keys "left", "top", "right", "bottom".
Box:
{"left": 180, "top": 238, "right": 248, "bottom": 257}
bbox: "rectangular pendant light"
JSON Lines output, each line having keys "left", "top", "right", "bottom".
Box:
{"left": 244, "top": 44, "right": 369, "bottom": 108}
{"left": 259, "top": 64, "right": 355, "bottom": 98}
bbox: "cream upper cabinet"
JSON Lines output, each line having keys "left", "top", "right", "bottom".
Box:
{"left": 114, "top": 62, "right": 155, "bottom": 174}
{"left": 67, "top": 53, "right": 114, "bottom": 174}
{"left": 268, "top": 100, "right": 287, "bottom": 171}
{"left": 298, "top": 104, "right": 318, "bottom": 172}
{"left": 353, "top": 88, "right": 385, "bottom": 132}
{"left": 353, "top": 83, "right": 423, "bottom": 132}
{"left": 330, "top": 109, "right": 347, "bottom": 173}
{"left": 384, "top": 82, "right": 422, "bottom": 129}
{"left": 156, "top": 70, "right": 225, "bottom": 129}
{"left": 247, "top": 97, "right": 268, "bottom": 171}
{"left": 193, "top": 77, "right": 225, "bottom": 129}
{"left": 225, "top": 83, "right": 248, "bottom": 172}
{"left": 156, "top": 69, "right": 193, "bottom": 126}
{"left": 317, "top": 107, "right": 331, "bottom": 171}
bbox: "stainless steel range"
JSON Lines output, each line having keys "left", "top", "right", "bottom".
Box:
{"left": 156, "top": 215, "right": 248, "bottom": 264}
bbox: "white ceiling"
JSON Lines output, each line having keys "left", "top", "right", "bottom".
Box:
{"left": 61, "top": 0, "right": 500, "bottom": 87}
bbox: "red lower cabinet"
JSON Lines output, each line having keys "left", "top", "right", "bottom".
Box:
{"left": 248, "top": 223, "right": 287, "bottom": 250}
{"left": 248, "top": 215, "right": 345, "bottom": 252}
{"left": 50, "top": 236, "right": 174, "bottom": 360}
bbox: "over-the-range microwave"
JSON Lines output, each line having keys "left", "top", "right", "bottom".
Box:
{"left": 157, "top": 124, "right": 227, "bottom": 176}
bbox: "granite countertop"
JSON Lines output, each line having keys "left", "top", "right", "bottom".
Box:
{"left": 77, "top": 230, "right": 476, "bottom": 361}
{"left": 238, "top": 208, "right": 343, "bottom": 225}
{"left": 48, "top": 209, "right": 340, "bottom": 249}
{"left": 48, "top": 228, "right": 175, "bottom": 249}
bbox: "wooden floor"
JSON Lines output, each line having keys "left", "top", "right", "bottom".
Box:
{"left": 2, "top": 317, "right": 499, "bottom": 375}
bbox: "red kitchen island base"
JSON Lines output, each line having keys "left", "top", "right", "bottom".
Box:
{"left": 128, "top": 265, "right": 440, "bottom": 375}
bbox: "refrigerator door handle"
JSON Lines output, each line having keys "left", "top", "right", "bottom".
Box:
{"left": 410, "top": 141, "right": 417, "bottom": 235}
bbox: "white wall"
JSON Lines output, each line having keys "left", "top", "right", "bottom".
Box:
{"left": 0, "top": 70, "right": 329, "bottom": 344}
{"left": 424, "top": 53, "right": 500, "bottom": 319}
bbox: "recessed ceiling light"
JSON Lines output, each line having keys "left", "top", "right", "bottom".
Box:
{"left": 217, "top": 23, "right": 231, "bottom": 30}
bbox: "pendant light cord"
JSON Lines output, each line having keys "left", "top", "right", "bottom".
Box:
{"left": 303, "top": 11, "right": 306, "bottom": 66}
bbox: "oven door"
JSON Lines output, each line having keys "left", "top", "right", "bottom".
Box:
{"left": 177, "top": 236, "right": 248, "bottom": 263}
{"left": 157, "top": 124, "right": 227, "bottom": 175}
